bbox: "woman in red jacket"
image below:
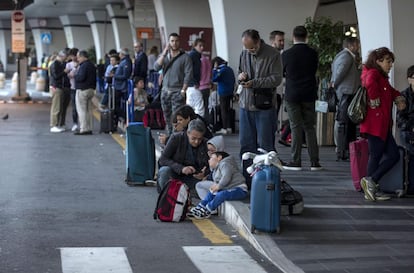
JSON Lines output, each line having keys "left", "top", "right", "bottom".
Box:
{"left": 360, "top": 47, "right": 406, "bottom": 201}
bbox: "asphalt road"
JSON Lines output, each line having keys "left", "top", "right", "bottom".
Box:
{"left": 0, "top": 103, "right": 281, "bottom": 273}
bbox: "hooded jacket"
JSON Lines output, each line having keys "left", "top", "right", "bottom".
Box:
{"left": 207, "top": 135, "right": 225, "bottom": 152}
{"left": 212, "top": 156, "right": 247, "bottom": 191}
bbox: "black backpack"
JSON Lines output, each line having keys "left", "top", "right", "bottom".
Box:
{"left": 281, "top": 180, "right": 304, "bottom": 216}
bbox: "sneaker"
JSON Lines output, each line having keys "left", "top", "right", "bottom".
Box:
{"left": 360, "top": 177, "right": 377, "bottom": 201}
{"left": 71, "top": 124, "right": 78, "bottom": 132}
{"left": 310, "top": 162, "right": 323, "bottom": 171}
{"left": 282, "top": 162, "right": 302, "bottom": 171}
{"left": 186, "top": 205, "right": 204, "bottom": 218}
{"left": 226, "top": 128, "right": 232, "bottom": 134}
{"left": 215, "top": 128, "right": 227, "bottom": 135}
{"left": 193, "top": 206, "right": 211, "bottom": 220}
{"left": 59, "top": 126, "right": 66, "bottom": 132}
{"left": 278, "top": 139, "right": 291, "bottom": 147}
{"left": 364, "top": 191, "right": 391, "bottom": 201}
{"left": 50, "top": 126, "right": 64, "bottom": 133}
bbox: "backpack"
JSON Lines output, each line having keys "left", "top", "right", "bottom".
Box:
{"left": 153, "top": 179, "right": 191, "bottom": 222}
{"left": 143, "top": 108, "right": 166, "bottom": 129}
{"left": 281, "top": 180, "right": 304, "bottom": 216}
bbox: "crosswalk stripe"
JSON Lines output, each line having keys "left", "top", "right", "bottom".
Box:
{"left": 183, "top": 246, "right": 267, "bottom": 273}
{"left": 60, "top": 247, "right": 133, "bottom": 273}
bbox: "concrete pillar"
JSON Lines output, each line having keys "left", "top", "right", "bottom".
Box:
{"left": 153, "top": 0, "right": 213, "bottom": 48}
{"left": 59, "top": 15, "right": 93, "bottom": 50}
{"left": 27, "top": 18, "right": 66, "bottom": 69}
{"left": 106, "top": 3, "right": 133, "bottom": 53}
{"left": 355, "top": 0, "right": 414, "bottom": 90}
{"left": 208, "top": 0, "right": 319, "bottom": 71}
{"left": 134, "top": 0, "right": 160, "bottom": 52}
{"left": 124, "top": 0, "right": 137, "bottom": 44}
{"left": 86, "top": 10, "right": 116, "bottom": 62}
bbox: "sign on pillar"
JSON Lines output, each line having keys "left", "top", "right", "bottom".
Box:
{"left": 11, "top": 10, "right": 30, "bottom": 101}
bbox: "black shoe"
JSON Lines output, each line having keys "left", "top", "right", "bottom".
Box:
{"left": 74, "top": 130, "right": 93, "bottom": 135}
{"left": 310, "top": 162, "right": 323, "bottom": 171}
{"left": 278, "top": 139, "right": 291, "bottom": 147}
{"left": 282, "top": 162, "right": 302, "bottom": 171}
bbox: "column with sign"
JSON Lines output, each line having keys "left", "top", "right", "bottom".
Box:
{"left": 11, "top": 10, "right": 29, "bottom": 100}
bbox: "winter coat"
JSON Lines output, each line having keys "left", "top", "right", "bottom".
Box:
{"left": 359, "top": 66, "right": 400, "bottom": 141}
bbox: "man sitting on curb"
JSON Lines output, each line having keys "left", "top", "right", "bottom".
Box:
{"left": 157, "top": 119, "right": 210, "bottom": 192}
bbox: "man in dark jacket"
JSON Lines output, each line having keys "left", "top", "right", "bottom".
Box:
{"left": 132, "top": 42, "right": 148, "bottom": 84}
{"left": 49, "top": 50, "right": 71, "bottom": 133}
{"left": 74, "top": 50, "right": 96, "bottom": 135}
{"left": 282, "top": 26, "right": 322, "bottom": 171}
{"left": 158, "top": 119, "right": 210, "bottom": 192}
{"left": 113, "top": 48, "right": 133, "bottom": 122}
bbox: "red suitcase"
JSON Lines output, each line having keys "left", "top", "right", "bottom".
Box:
{"left": 349, "top": 138, "right": 369, "bottom": 191}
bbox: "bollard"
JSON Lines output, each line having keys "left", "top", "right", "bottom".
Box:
{"left": 35, "top": 77, "right": 46, "bottom": 91}
{"left": 30, "top": 71, "right": 38, "bottom": 84}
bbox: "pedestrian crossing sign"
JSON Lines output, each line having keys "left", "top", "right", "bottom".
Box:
{"left": 41, "top": 32, "right": 52, "bottom": 44}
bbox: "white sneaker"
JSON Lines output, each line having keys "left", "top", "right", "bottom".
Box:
{"left": 71, "top": 124, "right": 78, "bottom": 132}
{"left": 226, "top": 128, "right": 232, "bottom": 134}
{"left": 59, "top": 126, "right": 66, "bottom": 132}
{"left": 215, "top": 128, "right": 227, "bottom": 135}
{"left": 50, "top": 126, "right": 64, "bottom": 133}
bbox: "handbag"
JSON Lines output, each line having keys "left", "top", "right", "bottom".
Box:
{"left": 347, "top": 85, "right": 367, "bottom": 124}
{"left": 321, "top": 86, "right": 338, "bottom": 112}
{"left": 253, "top": 88, "right": 274, "bottom": 110}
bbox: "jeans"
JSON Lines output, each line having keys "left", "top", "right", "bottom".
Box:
{"left": 239, "top": 107, "right": 276, "bottom": 187}
{"left": 200, "top": 187, "right": 248, "bottom": 211}
{"left": 366, "top": 132, "right": 399, "bottom": 183}
{"left": 157, "top": 166, "right": 200, "bottom": 192}
{"left": 195, "top": 180, "right": 214, "bottom": 200}
{"left": 70, "top": 89, "right": 78, "bottom": 124}
{"left": 285, "top": 101, "right": 319, "bottom": 165}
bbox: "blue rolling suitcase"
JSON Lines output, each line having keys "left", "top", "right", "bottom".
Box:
{"left": 250, "top": 165, "right": 281, "bottom": 233}
{"left": 125, "top": 122, "right": 156, "bottom": 185}
{"left": 378, "top": 147, "right": 407, "bottom": 197}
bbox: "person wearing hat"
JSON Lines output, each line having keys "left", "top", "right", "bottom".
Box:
{"left": 49, "top": 50, "right": 71, "bottom": 133}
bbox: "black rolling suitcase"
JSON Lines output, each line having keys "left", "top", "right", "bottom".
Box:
{"left": 378, "top": 147, "right": 407, "bottom": 197}
{"left": 100, "top": 85, "right": 117, "bottom": 133}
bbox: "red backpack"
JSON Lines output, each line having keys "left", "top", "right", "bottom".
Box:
{"left": 153, "top": 179, "right": 191, "bottom": 222}
{"left": 143, "top": 108, "right": 166, "bottom": 129}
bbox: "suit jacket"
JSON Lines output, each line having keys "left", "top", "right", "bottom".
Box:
{"left": 282, "top": 43, "right": 318, "bottom": 103}
{"left": 331, "top": 48, "right": 361, "bottom": 100}
{"left": 133, "top": 51, "right": 148, "bottom": 79}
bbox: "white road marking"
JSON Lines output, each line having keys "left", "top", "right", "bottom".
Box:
{"left": 60, "top": 247, "right": 133, "bottom": 273}
{"left": 183, "top": 246, "right": 267, "bottom": 273}
{"left": 306, "top": 204, "right": 414, "bottom": 209}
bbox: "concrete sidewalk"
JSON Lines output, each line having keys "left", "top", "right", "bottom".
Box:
{"left": 3, "top": 79, "right": 414, "bottom": 272}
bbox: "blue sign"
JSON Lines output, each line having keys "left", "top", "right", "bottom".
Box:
{"left": 41, "top": 32, "right": 52, "bottom": 44}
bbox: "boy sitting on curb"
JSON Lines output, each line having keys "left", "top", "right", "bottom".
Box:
{"left": 188, "top": 151, "right": 248, "bottom": 219}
